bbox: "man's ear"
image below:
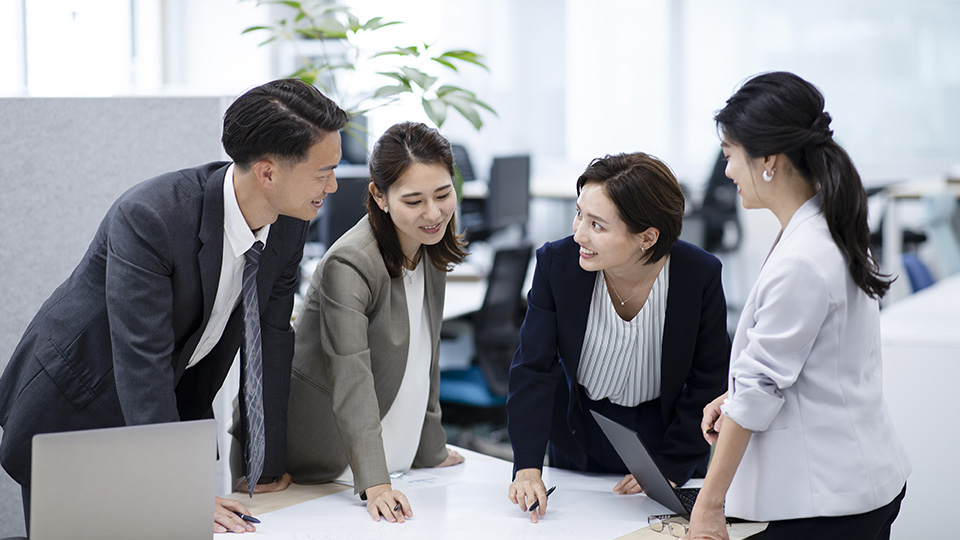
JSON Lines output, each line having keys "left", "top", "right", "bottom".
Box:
{"left": 252, "top": 158, "right": 277, "bottom": 188}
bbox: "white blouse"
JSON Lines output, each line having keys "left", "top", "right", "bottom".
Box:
{"left": 577, "top": 258, "right": 670, "bottom": 407}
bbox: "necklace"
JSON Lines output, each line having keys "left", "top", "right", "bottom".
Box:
{"left": 604, "top": 271, "right": 641, "bottom": 306}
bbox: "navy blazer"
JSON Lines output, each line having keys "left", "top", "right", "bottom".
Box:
{"left": 0, "top": 162, "right": 308, "bottom": 485}
{"left": 507, "top": 236, "right": 730, "bottom": 483}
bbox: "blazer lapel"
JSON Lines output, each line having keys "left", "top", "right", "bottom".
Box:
{"left": 179, "top": 165, "right": 228, "bottom": 373}
{"left": 555, "top": 252, "right": 595, "bottom": 381}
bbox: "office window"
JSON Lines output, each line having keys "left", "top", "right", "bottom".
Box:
{"left": 22, "top": 0, "right": 133, "bottom": 96}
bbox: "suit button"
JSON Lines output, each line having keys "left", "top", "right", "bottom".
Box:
{"left": 571, "top": 429, "right": 577, "bottom": 435}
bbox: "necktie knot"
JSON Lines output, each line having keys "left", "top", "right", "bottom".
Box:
{"left": 245, "top": 240, "right": 264, "bottom": 266}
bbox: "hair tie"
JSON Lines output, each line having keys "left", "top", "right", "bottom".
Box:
{"left": 807, "top": 112, "right": 833, "bottom": 146}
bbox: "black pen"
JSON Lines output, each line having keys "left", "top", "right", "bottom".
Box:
{"left": 527, "top": 486, "right": 556, "bottom": 513}
{"left": 234, "top": 511, "right": 261, "bottom": 524}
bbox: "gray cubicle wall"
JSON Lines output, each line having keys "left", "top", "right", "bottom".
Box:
{"left": 0, "top": 96, "right": 229, "bottom": 536}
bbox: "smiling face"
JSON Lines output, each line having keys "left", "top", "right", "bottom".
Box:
{"left": 721, "top": 139, "right": 770, "bottom": 210}
{"left": 373, "top": 161, "right": 456, "bottom": 260}
{"left": 270, "top": 131, "right": 342, "bottom": 221}
{"left": 572, "top": 182, "right": 647, "bottom": 274}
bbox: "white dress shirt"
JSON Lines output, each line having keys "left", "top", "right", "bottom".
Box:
{"left": 186, "top": 164, "right": 270, "bottom": 368}
{"left": 722, "top": 194, "right": 910, "bottom": 521}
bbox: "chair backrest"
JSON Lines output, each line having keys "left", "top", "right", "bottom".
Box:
{"left": 451, "top": 143, "right": 476, "bottom": 181}
{"left": 902, "top": 253, "right": 935, "bottom": 293}
{"left": 922, "top": 191, "right": 960, "bottom": 276}
{"left": 698, "top": 151, "right": 741, "bottom": 253}
{"left": 473, "top": 243, "right": 532, "bottom": 396}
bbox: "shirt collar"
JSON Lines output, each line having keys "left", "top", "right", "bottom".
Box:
{"left": 223, "top": 163, "right": 270, "bottom": 258}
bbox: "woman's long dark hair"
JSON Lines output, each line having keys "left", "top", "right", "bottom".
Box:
{"left": 366, "top": 121, "right": 467, "bottom": 278}
{"left": 715, "top": 71, "right": 891, "bottom": 298}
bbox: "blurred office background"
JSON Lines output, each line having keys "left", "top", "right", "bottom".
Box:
{"left": 1, "top": 0, "right": 959, "bottom": 537}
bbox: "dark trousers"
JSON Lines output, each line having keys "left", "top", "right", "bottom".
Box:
{"left": 548, "top": 392, "right": 708, "bottom": 484}
{"left": 756, "top": 485, "right": 906, "bottom": 540}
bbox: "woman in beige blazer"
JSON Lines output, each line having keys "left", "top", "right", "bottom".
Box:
{"left": 287, "top": 122, "right": 467, "bottom": 523}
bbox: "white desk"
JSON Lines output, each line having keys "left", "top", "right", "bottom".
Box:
{"left": 880, "top": 274, "right": 960, "bottom": 539}
{"left": 223, "top": 447, "right": 765, "bottom": 540}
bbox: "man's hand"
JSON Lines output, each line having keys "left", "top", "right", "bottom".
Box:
{"left": 234, "top": 472, "right": 293, "bottom": 494}
{"left": 214, "top": 497, "right": 256, "bottom": 534}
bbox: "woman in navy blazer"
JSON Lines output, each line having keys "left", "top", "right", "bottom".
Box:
{"left": 507, "top": 153, "right": 730, "bottom": 521}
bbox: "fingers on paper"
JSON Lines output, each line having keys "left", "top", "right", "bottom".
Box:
{"left": 613, "top": 474, "right": 643, "bottom": 495}
{"left": 214, "top": 497, "right": 255, "bottom": 534}
{"left": 368, "top": 489, "right": 412, "bottom": 523}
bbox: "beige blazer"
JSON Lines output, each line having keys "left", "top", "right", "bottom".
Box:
{"left": 286, "top": 217, "right": 448, "bottom": 495}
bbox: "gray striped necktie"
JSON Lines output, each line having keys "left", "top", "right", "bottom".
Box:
{"left": 242, "top": 240, "right": 265, "bottom": 497}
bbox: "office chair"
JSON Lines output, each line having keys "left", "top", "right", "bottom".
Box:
{"left": 691, "top": 151, "right": 741, "bottom": 254}
{"left": 439, "top": 243, "right": 533, "bottom": 407}
{"left": 921, "top": 190, "right": 960, "bottom": 276}
{"left": 451, "top": 143, "right": 476, "bottom": 181}
{"left": 902, "top": 253, "right": 935, "bottom": 293}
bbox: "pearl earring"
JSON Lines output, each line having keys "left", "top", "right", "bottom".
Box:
{"left": 384, "top": 205, "right": 389, "bottom": 214}
{"left": 762, "top": 168, "right": 775, "bottom": 182}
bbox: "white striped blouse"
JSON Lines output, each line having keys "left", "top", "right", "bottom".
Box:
{"left": 576, "top": 258, "right": 670, "bottom": 407}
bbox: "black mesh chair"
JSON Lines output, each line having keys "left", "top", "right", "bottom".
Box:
{"left": 440, "top": 243, "right": 532, "bottom": 407}
{"left": 696, "top": 151, "right": 742, "bottom": 254}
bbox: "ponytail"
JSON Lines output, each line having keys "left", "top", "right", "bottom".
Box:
{"left": 715, "top": 71, "right": 892, "bottom": 298}
{"left": 806, "top": 141, "right": 890, "bottom": 298}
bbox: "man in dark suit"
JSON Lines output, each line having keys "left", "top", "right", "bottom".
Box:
{"left": 0, "top": 79, "right": 348, "bottom": 534}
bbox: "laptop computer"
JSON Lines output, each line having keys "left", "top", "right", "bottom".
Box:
{"left": 590, "top": 409, "right": 701, "bottom": 516}
{"left": 30, "top": 419, "right": 217, "bottom": 540}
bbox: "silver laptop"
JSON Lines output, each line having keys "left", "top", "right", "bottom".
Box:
{"left": 590, "top": 409, "right": 700, "bottom": 516}
{"left": 30, "top": 419, "right": 217, "bottom": 540}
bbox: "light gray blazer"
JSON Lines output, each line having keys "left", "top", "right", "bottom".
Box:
{"left": 286, "top": 217, "right": 448, "bottom": 495}
{"left": 721, "top": 194, "right": 910, "bottom": 521}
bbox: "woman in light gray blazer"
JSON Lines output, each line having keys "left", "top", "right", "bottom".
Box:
{"left": 684, "top": 72, "right": 909, "bottom": 540}
{"left": 287, "top": 122, "right": 467, "bottom": 523}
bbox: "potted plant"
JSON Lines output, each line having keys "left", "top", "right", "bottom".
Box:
{"left": 242, "top": 0, "right": 497, "bottom": 152}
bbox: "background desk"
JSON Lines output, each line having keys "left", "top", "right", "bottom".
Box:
{"left": 880, "top": 274, "right": 960, "bottom": 539}
{"left": 224, "top": 447, "right": 765, "bottom": 540}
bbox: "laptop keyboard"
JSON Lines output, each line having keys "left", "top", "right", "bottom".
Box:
{"left": 674, "top": 487, "right": 700, "bottom": 512}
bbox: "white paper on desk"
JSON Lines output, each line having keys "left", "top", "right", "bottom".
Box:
{"left": 244, "top": 457, "right": 676, "bottom": 540}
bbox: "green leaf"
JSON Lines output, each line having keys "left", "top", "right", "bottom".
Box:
{"left": 442, "top": 94, "right": 483, "bottom": 130}
{"left": 431, "top": 57, "right": 457, "bottom": 71}
{"left": 422, "top": 97, "right": 447, "bottom": 128}
{"left": 241, "top": 25, "right": 272, "bottom": 35}
{"left": 362, "top": 17, "right": 403, "bottom": 31}
{"left": 371, "top": 45, "right": 420, "bottom": 59}
{"left": 435, "top": 85, "right": 474, "bottom": 98}
{"left": 401, "top": 67, "right": 438, "bottom": 91}
{"left": 373, "top": 85, "right": 411, "bottom": 99}
{"left": 347, "top": 12, "right": 361, "bottom": 33}
{"left": 436, "top": 50, "right": 489, "bottom": 70}
{"left": 376, "top": 71, "right": 412, "bottom": 89}
{"left": 269, "top": 0, "right": 303, "bottom": 9}
{"left": 460, "top": 94, "right": 498, "bottom": 115}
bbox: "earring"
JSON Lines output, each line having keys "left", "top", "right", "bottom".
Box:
{"left": 641, "top": 245, "right": 647, "bottom": 254}
{"left": 762, "top": 168, "right": 775, "bottom": 182}
{"left": 384, "top": 205, "right": 389, "bottom": 214}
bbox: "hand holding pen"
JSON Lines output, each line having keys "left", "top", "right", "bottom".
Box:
{"left": 508, "top": 468, "right": 556, "bottom": 523}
